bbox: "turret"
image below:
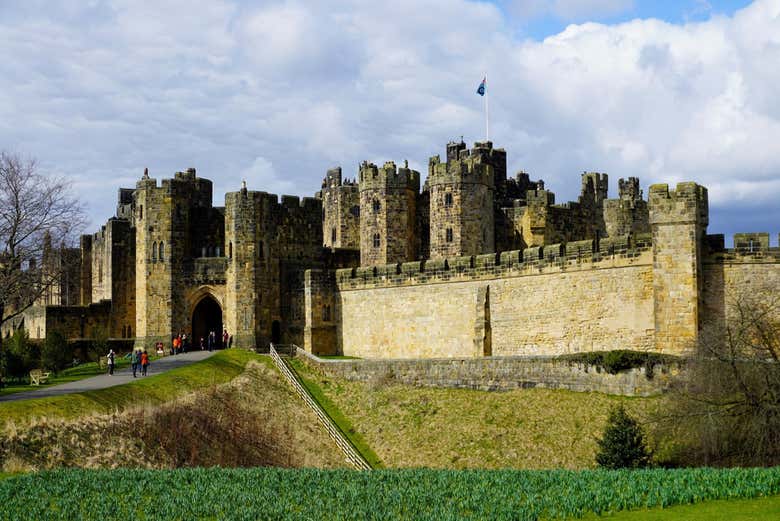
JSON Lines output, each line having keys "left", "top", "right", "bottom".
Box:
{"left": 428, "top": 142, "right": 496, "bottom": 259}
{"left": 359, "top": 160, "right": 419, "bottom": 266}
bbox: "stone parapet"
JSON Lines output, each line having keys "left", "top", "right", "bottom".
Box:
{"left": 297, "top": 350, "right": 681, "bottom": 397}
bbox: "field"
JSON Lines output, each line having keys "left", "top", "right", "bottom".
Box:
{"left": 0, "top": 349, "right": 259, "bottom": 429}
{"left": 289, "top": 359, "right": 661, "bottom": 469}
{"left": 1, "top": 467, "right": 779, "bottom": 520}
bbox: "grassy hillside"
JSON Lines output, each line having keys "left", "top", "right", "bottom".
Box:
{"left": 0, "top": 349, "right": 257, "bottom": 429}
{"left": 290, "top": 359, "right": 661, "bottom": 469}
{"left": 1, "top": 354, "right": 348, "bottom": 471}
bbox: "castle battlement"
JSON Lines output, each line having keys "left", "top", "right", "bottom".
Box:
{"left": 649, "top": 182, "right": 709, "bottom": 226}
{"left": 335, "top": 233, "right": 650, "bottom": 291}
{"left": 358, "top": 160, "right": 420, "bottom": 192}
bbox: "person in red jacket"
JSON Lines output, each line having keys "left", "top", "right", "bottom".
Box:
{"left": 141, "top": 350, "right": 149, "bottom": 376}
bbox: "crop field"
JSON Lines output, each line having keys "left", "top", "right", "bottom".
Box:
{"left": 1, "top": 467, "right": 779, "bottom": 520}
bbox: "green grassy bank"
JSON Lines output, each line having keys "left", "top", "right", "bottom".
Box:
{"left": 0, "top": 349, "right": 261, "bottom": 428}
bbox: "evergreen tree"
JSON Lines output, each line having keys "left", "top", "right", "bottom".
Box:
{"left": 596, "top": 404, "right": 650, "bottom": 469}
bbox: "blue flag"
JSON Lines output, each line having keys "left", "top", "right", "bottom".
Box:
{"left": 477, "top": 77, "right": 486, "bottom": 96}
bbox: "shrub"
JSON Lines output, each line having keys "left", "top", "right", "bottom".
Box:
{"left": 596, "top": 404, "right": 650, "bottom": 469}
{"left": 41, "top": 331, "right": 71, "bottom": 372}
{"left": 2, "top": 329, "right": 40, "bottom": 379}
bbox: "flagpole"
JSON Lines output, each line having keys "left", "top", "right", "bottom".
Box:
{"left": 485, "top": 72, "right": 489, "bottom": 142}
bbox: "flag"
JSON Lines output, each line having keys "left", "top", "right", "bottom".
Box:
{"left": 477, "top": 77, "right": 486, "bottom": 96}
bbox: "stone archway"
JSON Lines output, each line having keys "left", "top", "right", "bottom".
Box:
{"left": 192, "top": 294, "right": 223, "bottom": 348}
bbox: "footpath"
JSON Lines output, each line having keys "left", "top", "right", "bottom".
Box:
{"left": 0, "top": 350, "right": 216, "bottom": 403}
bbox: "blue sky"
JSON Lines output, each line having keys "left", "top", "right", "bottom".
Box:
{"left": 494, "top": 0, "right": 754, "bottom": 39}
{"left": 0, "top": 0, "right": 778, "bottom": 244}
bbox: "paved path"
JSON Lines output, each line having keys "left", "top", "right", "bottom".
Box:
{"left": 0, "top": 350, "right": 218, "bottom": 403}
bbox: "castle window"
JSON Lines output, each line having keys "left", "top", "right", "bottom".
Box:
{"left": 139, "top": 205, "right": 143, "bottom": 219}
{"left": 216, "top": 246, "right": 221, "bottom": 257}
{"left": 373, "top": 233, "right": 380, "bottom": 248}
{"left": 350, "top": 205, "right": 360, "bottom": 217}
{"left": 444, "top": 192, "right": 453, "bottom": 207}
{"left": 323, "top": 305, "right": 331, "bottom": 322}
{"left": 159, "top": 241, "right": 165, "bottom": 262}
{"left": 152, "top": 242, "right": 157, "bottom": 262}
{"left": 229, "top": 242, "right": 233, "bottom": 259}
{"left": 446, "top": 228, "right": 453, "bottom": 243}
{"left": 331, "top": 227, "right": 336, "bottom": 243}
{"left": 259, "top": 240, "right": 264, "bottom": 259}
{"left": 372, "top": 199, "right": 380, "bottom": 213}
{"left": 127, "top": 325, "right": 132, "bottom": 338}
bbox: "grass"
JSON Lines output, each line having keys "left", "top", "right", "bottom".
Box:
{"left": 0, "top": 349, "right": 261, "bottom": 429}
{"left": 0, "top": 359, "right": 133, "bottom": 397}
{"left": 585, "top": 494, "right": 780, "bottom": 520}
{"left": 288, "top": 358, "right": 384, "bottom": 468}
{"left": 1, "top": 467, "right": 779, "bottom": 520}
{"left": 292, "top": 358, "right": 660, "bottom": 469}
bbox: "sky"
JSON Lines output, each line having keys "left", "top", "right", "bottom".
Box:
{"left": 0, "top": 0, "right": 777, "bottom": 244}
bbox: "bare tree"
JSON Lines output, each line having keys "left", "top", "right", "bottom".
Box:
{"left": 0, "top": 152, "right": 86, "bottom": 329}
{"left": 656, "top": 288, "right": 780, "bottom": 467}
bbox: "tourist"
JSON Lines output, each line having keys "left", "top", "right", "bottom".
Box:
{"left": 182, "top": 332, "right": 188, "bottom": 353}
{"left": 199, "top": 337, "right": 204, "bottom": 350}
{"left": 106, "top": 349, "right": 115, "bottom": 375}
{"left": 222, "top": 329, "right": 229, "bottom": 349}
{"left": 131, "top": 349, "right": 141, "bottom": 378}
{"left": 208, "top": 330, "right": 215, "bottom": 351}
{"left": 141, "top": 350, "right": 149, "bottom": 376}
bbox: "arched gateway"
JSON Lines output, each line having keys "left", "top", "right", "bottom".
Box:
{"left": 192, "top": 294, "right": 223, "bottom": 348}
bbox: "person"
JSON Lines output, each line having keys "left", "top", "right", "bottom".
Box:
{"left": 182, "top": 332, "right": 188, "bottom": 353}
{"left": 141, "top": 350, "right": 149, "bottom": 376}
{"left": 172, "top": 335, "right": 179, "bottom": 355}
{"left": 228, "top": 334, "right": 233, "bottom": 349}
{"left": 208, "top": 330, "right": 214, "bottom": 352}
{"left": 199, "top": 337, "right": 205, "bottom": 351}
{"left": 222, "top": 329, "right": 229, "bottom": 349}
{"left": 131, "top": 349, "right": 141, "bottom": 378}
{"left": 106, "top": 349, "right": 115, "bottom": 375}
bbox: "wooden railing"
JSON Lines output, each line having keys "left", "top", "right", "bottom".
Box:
{"left": 269, "top": 344, "right": 372, "bottom": 471}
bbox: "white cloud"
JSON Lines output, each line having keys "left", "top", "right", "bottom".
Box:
{"left": 0, "top": 0, "right": 778, "bottom": 240}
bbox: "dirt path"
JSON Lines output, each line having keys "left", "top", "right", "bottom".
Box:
{"left": 0, "top": 351, "right": 217, "bottom": 402}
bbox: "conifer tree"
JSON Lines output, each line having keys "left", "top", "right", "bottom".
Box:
{"left": 596, "top": 404, "right": 650, "bottom": 469}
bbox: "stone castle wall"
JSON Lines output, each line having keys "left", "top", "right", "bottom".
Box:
{"left": 333, "top": 244, "right": 655, "bottom": 359}
{"left": 297, "top": 349, "right": 680, "bottom": 397}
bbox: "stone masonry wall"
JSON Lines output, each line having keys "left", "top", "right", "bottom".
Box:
{"left": 336, "top": 248, "right": 654, "bottom": 358}
{"left": 297, "top": 350, "right": 679, "bottom": 397}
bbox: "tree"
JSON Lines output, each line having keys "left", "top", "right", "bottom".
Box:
{"left": 596, "top": 404, "right": 651, "bottom": 469}
{"left": 658, "top": 289, "right": 780, "bottom": 467}
{"left": 0, "top": 152, "right": 86, "bottom": 328}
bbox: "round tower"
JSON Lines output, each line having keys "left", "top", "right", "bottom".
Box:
{"left": 358, "top": 160, "right": 420, "bottom": 266}
{"left": 428, "top": 141, "right": 496, "bottom": 260}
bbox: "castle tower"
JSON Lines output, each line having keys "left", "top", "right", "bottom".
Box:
{"left": 603, "top": 177, "right": 650, "bottom": 238}
{"left": 134, "top": 168, "right": 213, "bottom": 348}
{"left": 358, "top": 160, "right": 419, "bottom": 266}
{"left": 428, "top": 141, "right": 496, "bottom": 259}
{"left": 579, "top": 172, "right": 608, "bottom": 239}
{"left": 224, "top": 186, "right": 265, "bottom": 348}
{"left": 318, "top": 167, "right": 359, "bottom": 250}
{"left": 649, "top": 182, "right": 708, "bottom": 355}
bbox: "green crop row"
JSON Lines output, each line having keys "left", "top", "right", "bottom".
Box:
{"left": 1, "top": 466, "right": 779, "bottom": 520}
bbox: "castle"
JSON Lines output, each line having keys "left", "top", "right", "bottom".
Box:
{"left": 4, "top": 140, "right": 779, "bottom": 359}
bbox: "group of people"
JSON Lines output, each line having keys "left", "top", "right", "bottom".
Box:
{"left": 104, "top": 327, "right": 233, "bottom": 377}
{"left": 105, "top": 348, "right": 149, "bottom": 377}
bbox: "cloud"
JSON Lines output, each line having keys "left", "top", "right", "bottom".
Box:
{"left": 0, "top": 0, "right": 777, "bottom": 242}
